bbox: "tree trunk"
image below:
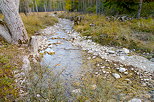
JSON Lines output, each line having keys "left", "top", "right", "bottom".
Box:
{"left": 96, "top": 0, "right": 99, "bottom": 14}
{"left": 0, "top": 0, "right": 28, "bottom": 44}
{"left": 15, "top": 0, "right": 20, "bottom": 11}
{"left": 0, "top": 22, "right": 12, "bottom": 43}
{"left": 34, "top": 0, "right": 38, "bottom": 12}
{"left": 137, "top": 0, "right": 143, "bottom": 18}
{"left": 23, "top": 0, "right": 31, "bottom": 15}
{"left": 44, "top": 2, "right": 47, "bottom": 12}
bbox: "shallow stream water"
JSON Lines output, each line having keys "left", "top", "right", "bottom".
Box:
{"left": 40, "top": 19, "right": 99, "bottom": 99}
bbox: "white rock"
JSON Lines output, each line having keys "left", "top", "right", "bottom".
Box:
{"left": 91, "top": 84, "right": 97, "bottom": 90}
{"left": 150, "top": 58, "right": 154, "bottom": 62}
{"left": 119, "top": 67, "right": 127, "bottom": 72}
{"left": 96, "top": 64, "right": 100, "bottom": 66}
{"left": 92, "top": 56, "right": 96, "bottom": 59}
{"left": 36, "top": 94, "right": 41, "bottom": 97}
{"left": 95, "top": 72, "right": 99, "bottom": 75}
{"left": 101, "top": 66, "right": 105, "bottom": 69}
{"left": 87, "top": 57, "right": 91, "bottom": 60}
{"left": 128, "top": 98, "right": 142, "bottom": 102}
{"left": 119, "top": 56, "right": 125, "bottom": 60}
{"left": 112, "top": 73, "right": 121, "bottom": 79}
{"left": 108, "top": 50, "right": 115, "bottom": 54}
{"left": 103, "top": 71, "right": 106, "bottom": 73}
{"left": 72, "top": 89, "right": 81, "bottom": 94}
{"left": 123, "top": 48, "right": 130, "bottom": 54}
{"left": 22, "top": 56, "right": 31, "bottom": 72}
{"left": 124, "top": 72, "right": 128, "bottom": 75}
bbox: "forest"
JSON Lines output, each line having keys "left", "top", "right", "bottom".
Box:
{"left": 20, "top": 0, "right": 154, "bottom": 17}
{"left": 0, "top": 0, "right": 154, "bottom": 102}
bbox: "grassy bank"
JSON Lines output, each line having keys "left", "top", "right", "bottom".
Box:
{"left": 0, "top": 42, "right": 27, "bottom": 101}
{"left": 21, "top": 12, "right": 58, "bottom": 37}
{"left": 0, "top": 12, "right": 58, "bottom": 101}
{"left": 58, "top": 12, "right": 154, "bottom": 54}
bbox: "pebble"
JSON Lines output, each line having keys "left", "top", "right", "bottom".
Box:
{"left": 124, "top": 72, "right": 128, "bottom": 75}
{"left": 141, "top": 83, "right": 147, "bottom": 86}
{"left": 92, "top": 56, "right": 96, "bottom": 59}
{"left": 112, "top": 73, "right": 121, "bottom": 79}
{"left": 150, "top": 58, "right": 154, "bottom": 62}
{"left": 36, "top": 94, "right": 41, "bottom": 97}
{"left": 119, "top": 56, "right": 126, "bottom": 60}
{"left": 108, "top": 50, "right": 115, "bottom": 54}
{"left": 72, "top": 89, "right": 81, "bottom": 94}
{"left": 87, "top": 57, "right": 91, "bottom": 60}
{"left": 96, "top": 64, "right": 100, "bottom": 67}
{"left": 119, "top": 67, "right": 127, "bottom": 72}
{"left": 128, "top": 98, "right": 142, "bottom": 102}
{"left": 95, "top": 72, "right": 99, "bottom": 75}
{"left": 90, "top": 84, "right": 97, "bottom": 90}
{"left": 123, "top": 48, "right": 130, "bottom": 54}
{"left": 101, "top": 66, "right": 105, "bottom": 69}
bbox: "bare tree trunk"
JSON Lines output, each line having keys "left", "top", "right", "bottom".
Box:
{"left": 0, "top": 22, "right": 12, "bottom": 43}
{"left": 44, "top": 2, "right": 47, "bottom": 12}
{"left": 23, "top": 0, "right": 31, "bottom": 15}
{"left": 96, "top": 0, "right": 99, "bottom": 14}
{"left": 137, "top": 0, "right": 143, "bottom": 18}
{"left": 0, "top": 0, "right": 28, "bottom": 44}
{"left": 34, "top": 0, "right": 38, "bottom": 12}
{"left": 15, "top": 0, "right": 20, "bottom": 11}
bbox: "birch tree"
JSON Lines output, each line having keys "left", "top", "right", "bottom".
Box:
{"left": 15, "top": 0, "right": 20, "bottom": 11}
{"left": 137, "top": 0, "right": 143, "bottom": 18}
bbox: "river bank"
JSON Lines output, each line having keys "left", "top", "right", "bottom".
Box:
{"left": 32, "top": 16, "right": 154, "bottom": 101}
{"left": 2, "top": 13, "right": 153, "bottom": 101}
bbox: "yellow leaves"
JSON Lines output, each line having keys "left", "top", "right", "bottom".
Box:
{"left": 55, "top": 64, "right": 61, "bottom": 66}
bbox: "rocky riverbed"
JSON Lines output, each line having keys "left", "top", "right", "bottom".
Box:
{"left": 36, "top": 17, "right": 154, "bottom": 101}
{"left": 15, "top": 15, "right": 154, "bottom": 102}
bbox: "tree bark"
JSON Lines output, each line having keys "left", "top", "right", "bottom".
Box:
{"left": 137, "top": 0, "right": 143, "bottom": 18}
{"left": 0, "top": 22, "right": 12, "bottom": 43}
{"left": 44, "top": 2, "right": 47, "bottom": 12}
{"left": 0, "top": 0, "right": 29, "bottom": 44}
{"left": 34, "top": 0, "right": 38, "bottom": 12}
{"left": 23, "top": 0, "right": 31, "bottom": 16}
{"left": 15, "top": 0, "right": 20, "bottom": 11}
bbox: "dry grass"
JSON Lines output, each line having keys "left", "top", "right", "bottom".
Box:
{"left": 0, "top": 12, "right": 58, "bottom": 101}
{"left": 20, "top": 62, "right": 66, "bottom": 102}
{"left": 58, "top": 12, "right": 154, "bottom": 53}
{"left": 0, "top": 42, "right": 28, "bottom": 101}
{"left": 21, "top": 12, "right": 58, "bottom": 37}
{"left": 1, "top": 12, "right": 58, "bottom": 37}
{"left": 130, "top": 18, "right": 154, "bottom": 33}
